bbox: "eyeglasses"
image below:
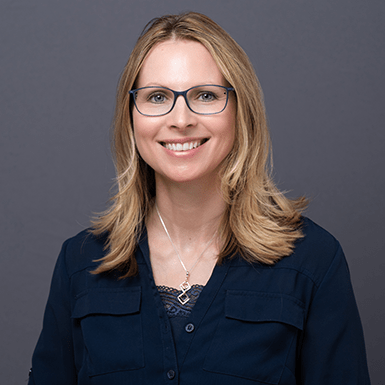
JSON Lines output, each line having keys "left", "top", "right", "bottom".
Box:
{"left": 129, "top": 84, "right": 235, "bottom": 117}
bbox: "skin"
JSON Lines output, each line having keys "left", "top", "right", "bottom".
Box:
{"left": 133, "top": 39, "right": 236, "bottom": 288}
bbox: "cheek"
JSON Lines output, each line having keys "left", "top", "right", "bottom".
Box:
{"left": 132, "top": 115, "right": 161, "bottom": 169}
{"left": 132, "top": 118, "right": 148, "bottom": 159}
{"left": 223, "top": 108, "right": 236, "bottom": 149}
{"left": 133, "top": 130, "right": 149, "bottom": 161}
{"left": 132, "top": 112, "right": 150, "bottom": 142}
{"left": 132, "top": 111, "right": 160, "bottom": 139}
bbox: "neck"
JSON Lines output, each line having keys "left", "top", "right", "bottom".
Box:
{"left": 150, "top": 174, "right": 226, "bottom": 245}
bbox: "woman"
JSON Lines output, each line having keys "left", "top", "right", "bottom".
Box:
{"left": 28, "top": 12, "right": 371, "bottom": 384}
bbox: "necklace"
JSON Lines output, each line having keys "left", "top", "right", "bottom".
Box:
{"left": 155, "top": 204, "right": 217, "bottom": 305}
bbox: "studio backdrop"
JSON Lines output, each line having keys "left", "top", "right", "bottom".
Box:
{"left": 0, "top": 1, "right": 383, "bottom": 384}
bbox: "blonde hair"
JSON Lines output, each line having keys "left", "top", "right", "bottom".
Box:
{"left": 91, "top": 12, "right": 307, "bottom": 277}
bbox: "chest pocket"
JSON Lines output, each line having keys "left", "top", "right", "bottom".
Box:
{"left": 203, "top": 290, "right": 304, "bottom": 384}
{"left": 72, "top": 287, "right": 144, "bottom": 377}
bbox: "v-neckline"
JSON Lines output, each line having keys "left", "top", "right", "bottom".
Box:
{"left": 137, "top": 226, "right": 231, "bottom": 368}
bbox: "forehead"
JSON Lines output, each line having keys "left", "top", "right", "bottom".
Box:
{"left": 135, "top": 39, "right": 225, "bottom": 89}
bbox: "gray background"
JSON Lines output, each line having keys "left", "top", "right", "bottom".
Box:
{"left": 1, "top": 0, "right": 383, "bottom": 383}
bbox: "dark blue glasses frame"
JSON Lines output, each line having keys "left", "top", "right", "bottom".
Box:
{"left": 129, "top": 84, "right": 235, "bottom": 116}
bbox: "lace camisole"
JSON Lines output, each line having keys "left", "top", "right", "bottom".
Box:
{"left": 157, "top": 284, "right": 204, "bottom": 338}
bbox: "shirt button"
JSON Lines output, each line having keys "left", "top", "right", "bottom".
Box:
{"left": 185, "top": 323, "right": 195, "bottom": 333}
{"left": 167, "top": 369, "right": 176, "bottom": 379}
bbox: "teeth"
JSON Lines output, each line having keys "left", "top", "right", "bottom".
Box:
{"left": 164, "top": 141, "right": 203, "bottom": 152}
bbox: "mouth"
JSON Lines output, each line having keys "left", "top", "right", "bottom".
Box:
{"left": 160, "top": 138, "right": 209, "bottom": 152}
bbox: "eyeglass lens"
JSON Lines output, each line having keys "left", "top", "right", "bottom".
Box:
{"left": 133, "top": 85, "right": 230, "bottom": 116}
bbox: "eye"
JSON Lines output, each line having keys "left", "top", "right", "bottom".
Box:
{"left": 147, "top": 92, "right": 168, "bottom": 104}
{"left": 197, "top": 91, "right": 217, "bottom": 102}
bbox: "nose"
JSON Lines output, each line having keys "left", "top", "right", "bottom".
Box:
{"left": 166, "top": 95, "right": 197, "bottom": 130}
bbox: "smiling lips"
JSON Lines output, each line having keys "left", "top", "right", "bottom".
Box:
{"left": 160, "top": 138, "right": 208, "bottom": 152}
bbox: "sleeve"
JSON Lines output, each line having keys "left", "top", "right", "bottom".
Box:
{"left": 28, "top": 240, "right": 77, "bottom": 385}
{"left": 298, "top": 245, "right": 371, "bottom": 384}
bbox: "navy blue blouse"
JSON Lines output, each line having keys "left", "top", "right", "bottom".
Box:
{"left": 28, "top": 218, "right": 371, "bottom": 384}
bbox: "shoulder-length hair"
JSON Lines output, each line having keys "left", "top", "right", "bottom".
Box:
{"left": 91, "top": 12, "right": 307, "bottom": 277}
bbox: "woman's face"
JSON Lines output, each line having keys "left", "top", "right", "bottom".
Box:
{"left": 132, "top": 39, "right": 236, "bottom": 185}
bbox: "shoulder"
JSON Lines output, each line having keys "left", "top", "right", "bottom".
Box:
{"left": 296, "top": 216, "right": 341, "bottom": 259}
{"left": 59, "top": 228, "right": 108, "bottom": 277}
{"left": 274, "top": 217, "right": 345, "bottom": 286}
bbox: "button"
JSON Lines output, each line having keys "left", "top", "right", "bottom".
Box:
{"left": 185, "top": 323, "right": 195, "bottom": 333}
{"left": 167, "top": 369, "right": 176, "bottom": 379}
{"left": 29, "top": 368, "right": 32, "bottom": 377}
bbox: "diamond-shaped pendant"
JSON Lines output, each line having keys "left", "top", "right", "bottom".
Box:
{"left": 177, "top": 292, "right": 190, "bottom": 305}
{"left": 179, "top": 281, "right": 191, "bottom": 292}
{"left": 178, "top": 280, "right": 191, "bottom": 304}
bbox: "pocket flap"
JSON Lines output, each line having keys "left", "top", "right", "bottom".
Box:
{"left": 225, "top": 290, "right": 304, "bottom": 330}
{"left": 72, "top": 287, "right": 141, "bottom": 319}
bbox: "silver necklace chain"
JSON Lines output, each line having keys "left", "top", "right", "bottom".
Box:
{"left": 155, "top": 204, "right": 217, "bottom": 304}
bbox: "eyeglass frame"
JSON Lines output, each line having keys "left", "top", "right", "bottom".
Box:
{"left": 129, "top": 84, "right": 235, "bottom": 117}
